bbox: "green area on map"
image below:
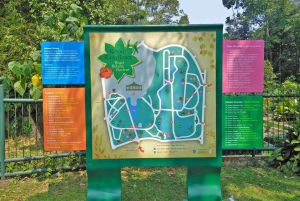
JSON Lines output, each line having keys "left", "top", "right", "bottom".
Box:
{"left": 102, "top": 42, "right": 207, "bottom": 149}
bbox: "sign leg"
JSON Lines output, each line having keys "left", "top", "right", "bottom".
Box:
{"left": 187, "top": 166, "right": 222, "bottom": 201}
{"left": 87, "top": 168, "right": 121, "bottom": 201}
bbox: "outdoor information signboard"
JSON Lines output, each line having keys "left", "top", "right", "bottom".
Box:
{"left": 222, "top": 96, "right": 263, "bottom": 148}
{"left": 222, "top": 40, "right": 264, "bottom": 149}
{"left": 43, "top": 88, "right": 86, "bottom": 151}
{"left": 84, "top": 25, "right": 223, "bottom": 201}
{"left": 41, "top": 41, "right": 86, "bottom": 151}
{"left": 222, "top": 40, "right": 264, "bottom": 93}
{"left": 41, "top": 42, "right": 84, "bottom": 84}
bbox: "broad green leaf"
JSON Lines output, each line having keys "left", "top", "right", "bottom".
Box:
{"left": 43, "top": 14, "right": 55, "bottom": 27}
{"left": 8, "top": 61, "right": 21, "bottom": 76}
{"left": 59, "top": 11, "right": 67, "bottom": 22}
{"left": 294, "top": 146, "right": 300, "bottom": 151}
{"left": 67, "top": 22, "right": 79, "bottom": 35}
{"left": 80, "top": 16, "right": 88, "bottom": 26}
{"left": 272, "top": 147, "right": 283, "bottom": 156}
{"left": 14, "top": 80, "right": 26, "bottom": 96}
{"left": 292, "top": 166, "right": 300, "bottom": 173}
{"left": 282, "top": 164, "right": 287, "bottom": 171}
{"left": 21, "top": 62, "right": 31, "bottom": 77}
{"left": 66, "top": 17, "right": 79, "bottom": 22}
{"left": 286, "top": 161, "right": 292, "bottom": 168}
{"left": 30, "top": 86, "right": 42, "bottom": 101}
{"left": 291, "top": 139, "right": 300, "bottom": 144}
{"left": 284, "top": 149, "right": 291, "bottom": 159}
{"left": 290, "top": 156, "right": 296, "bottom": 161}
{"left": 268, "top": 156, "right": 276, "bottom": 162}
{"left": 0, "top": 75, "right": 11, "bottom": 90}
{"left": 276, "top": 155, "right": 284, "bottom": 161}
{"left": 70, "top": 4, "right": 82, "bottom": 12}
{"left": 33, "top": 62, "right": 42, "bottom": 75}
{"left": 58, "top": 22, "right": 66, "bottom": 32}
{"left": 31, "top": 51, "right": 40, "bottom": 61}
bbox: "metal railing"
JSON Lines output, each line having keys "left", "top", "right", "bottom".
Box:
{"left": 0, "top": 86, "right": 85, "bottom": 180}
{"left": 1, "top": 85, "right": 300, "bottom": 180}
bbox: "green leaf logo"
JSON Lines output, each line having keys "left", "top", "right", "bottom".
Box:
{"left": 98, "top": 37, "right": 141, "bottom": 82}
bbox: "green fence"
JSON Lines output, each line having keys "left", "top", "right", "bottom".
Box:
{"left": 0, "top": 85, "right": 85, "bottom": 180}
{"left": 1, "top": 85, "right": 299, "bottom": 179}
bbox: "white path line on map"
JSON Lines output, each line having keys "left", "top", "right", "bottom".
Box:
{"left": 182, "top": 83, "right": 199, "bottom": 110}
{"left": 148, "top": 95, "right": 152, "bottom": 105}
{"left": 181, "top": 57, "right": 189, "bottom": 106}
{"left": 145, "top": 129, "right": 158, "bottom": 138}
{"left": 107, "top": 97, "right": 126, "bottom": 122}
{"left": 163, "top": 49, "right": 170, "bottom": 83}
{"left": 187, "top": 73, "right": 202, "bottom": 88}
{"left": 105, "top": 43, "right": 207, "bottom": 148}
{"left": 105, "top": 94, "right": 138, "bottom": 141}
{"left": 141, "top": 97, "right": 153, "bottom": 110}
{"left": 175, "top": 128, "right": 197, "bottom": 139}
{"left": 170, "top": 55, "right": 180, "bottom": 134}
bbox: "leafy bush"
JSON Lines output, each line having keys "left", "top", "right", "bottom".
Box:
{"left": 273, "top": 99, "right": 299, "bottom": 121}
{"left": 269, "top": 99, "right": 300, "bottom": 174}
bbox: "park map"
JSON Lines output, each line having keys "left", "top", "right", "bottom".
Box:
{"left": 99, "top": 38, "right": 207, "bottom": 150}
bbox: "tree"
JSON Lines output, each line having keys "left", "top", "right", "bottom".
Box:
{"left": 0, "top": 0, "right": 188, "bottom": 100}
{"left": 223, "top": 0, "right": 300, "bottom": 82}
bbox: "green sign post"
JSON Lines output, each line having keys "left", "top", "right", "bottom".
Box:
{"left": 84, "top": 25, "right": 223, "bottom": 201}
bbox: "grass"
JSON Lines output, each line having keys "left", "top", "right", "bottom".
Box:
{"left": 1, "top": 165, "right": 300, "bottom": 201}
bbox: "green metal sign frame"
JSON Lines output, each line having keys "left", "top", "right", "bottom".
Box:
{"left": 84, "top": 24, "right": 223, "bottom": 201}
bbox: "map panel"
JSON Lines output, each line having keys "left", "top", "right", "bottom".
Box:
{"left": 90, "top": 32, "right": 217, "bottom": 159}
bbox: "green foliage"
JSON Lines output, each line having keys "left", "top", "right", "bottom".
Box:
{"left": 22, "top": 119, "right": 32, "bottom": 137}
{"left": 0, "top": 0, "right": 187, "bottom": 100}
{"left": 223, "top": 0, "right": 300, "bottom": 82}
{"left": 269, "top": 98, "right": 300, "bottom": 174}
{"left": 282, "top": 80, "right": 299, "bottom": 93}
{"left": 273, "top": 99, "right": 299, "bottom": 121}
{"left": 264, "top": 60, "right": 276, "bottom": 89}
{"left": 0, "top": 3, "right": 86, "bottom": 100}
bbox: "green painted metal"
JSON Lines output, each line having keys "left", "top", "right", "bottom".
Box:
{"left": 4, "top": 165, "right": 85, "bottom": 178}
{"left": 4, "top": 151, "right": 86, "bottom": 162}
{"left": 2, "top": 98, "right": 42, "bottom": 103}
{"left": 84, "top": 24, "right": 223, "bottom": 201}
{"left": 0, "top": 86, "right": 5, "bottom": 180}
{"left": 187, "top": 166, "right": 222, "bottom": 201}
{"left": 87, "top": 168, "right": 121, "bottom": 201}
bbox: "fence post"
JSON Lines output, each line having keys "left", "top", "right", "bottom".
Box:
{"left": 0, "top": 85, "right": 5, "bottom": 180}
